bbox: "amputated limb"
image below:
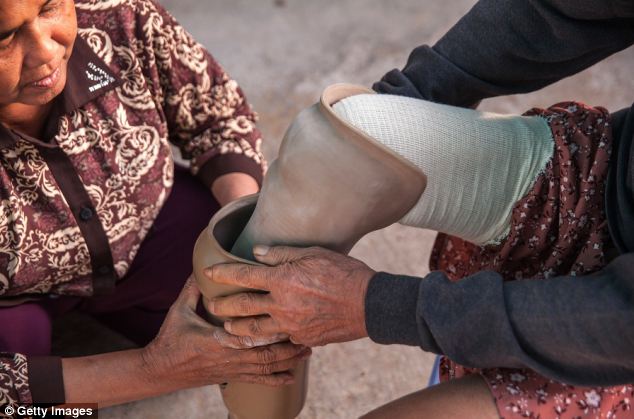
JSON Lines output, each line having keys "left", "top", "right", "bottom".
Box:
{"left": 333, "top": 94, "right": 554, "bottom": 245}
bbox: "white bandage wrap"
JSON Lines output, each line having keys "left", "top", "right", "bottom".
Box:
{"left": 333, "top": 94, "right": 554, "bottom": 245}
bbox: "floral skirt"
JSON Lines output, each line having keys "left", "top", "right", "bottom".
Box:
{"left": 431, "top": 102, "right": 634, "bottom": 418}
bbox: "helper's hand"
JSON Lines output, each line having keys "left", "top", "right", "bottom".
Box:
{"left": 142, "top": 276, "right": 310, "bottom": 388}
{"left": 211, "top": 173, "right": 259, "bottom": 207}
{"left": 204, "top": 246, "right": 375, "bottom": 347}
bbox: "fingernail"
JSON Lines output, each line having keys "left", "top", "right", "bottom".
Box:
{"left": 253, "top": 245, "right": 270, "bottom": 256}
{"left": 224, "top": 320, "right": 232, "bottom": 333}
{"left": 207, "top": 300, "right": 215, "bottom": 313}
{"left": 203, "top": 267, "right": 213, "bottom": 278}
{"left": 242, "top": 337, "right": 255, "bottom": 348}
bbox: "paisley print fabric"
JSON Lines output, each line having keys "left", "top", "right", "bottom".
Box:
{"left": 0, "top": 0, "right": 265, "bottom": 298}
{"left": 432, "top": 103, "right": 633, "bottom": 418}
{"left": 0, "top": 0, "right": 266, "bottom": 404}
{"left": 0, "top": 353, "right": 31, "bottom": 406}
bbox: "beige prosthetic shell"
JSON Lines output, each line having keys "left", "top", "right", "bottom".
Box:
{"left": 193, "top": 195, "right": 308, "bottom": 419}
{"left": 230, "top": 84, "right": 427, "bottom": 260}
{"left": 192, "top": 84, "right": 427, "bottom": 419}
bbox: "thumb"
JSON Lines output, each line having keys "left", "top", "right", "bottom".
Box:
{"left": 252, "top": 245, "right": 311, "bottom": 266}
{"left": 177, "top": 274, "right": 202, "bottom": 310}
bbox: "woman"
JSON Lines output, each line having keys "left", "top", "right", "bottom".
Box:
{"left": 0, "top": 0, "right": 308, "bottom": 407}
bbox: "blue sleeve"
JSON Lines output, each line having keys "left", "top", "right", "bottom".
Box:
{"left": 365, "top": 253, "right": 634, "bottom": 387}
{"left": 373, "top": 0, "right": 634, "bottom": 106}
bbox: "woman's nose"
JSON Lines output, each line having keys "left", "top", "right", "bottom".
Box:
{"left": 23, "top": 21, "right": 57, "bottom": 69}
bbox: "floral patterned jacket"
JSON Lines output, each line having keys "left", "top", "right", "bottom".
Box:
{"left": 0, "top": 0, "right": 265, "bottom": 405}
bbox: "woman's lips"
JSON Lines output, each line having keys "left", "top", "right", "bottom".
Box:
{"left": 29, "top": 67, "right": 61, "bottom": 89}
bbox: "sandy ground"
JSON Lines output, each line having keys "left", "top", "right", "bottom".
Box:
{"left": 52, "top": 1, "right": 634, "bottom": 418}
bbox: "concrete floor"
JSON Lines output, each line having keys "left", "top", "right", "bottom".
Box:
{"left": 56, "top": 0, "right": 634, "bottom": 418}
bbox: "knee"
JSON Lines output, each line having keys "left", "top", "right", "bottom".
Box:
{"left": 0, "top": 303, "right": 52, "bottom": 355}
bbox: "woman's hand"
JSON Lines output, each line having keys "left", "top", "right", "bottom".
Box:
{"left": 63, "top": 276, "right": 309, "bottom": 407}
{"left": 205, "top": 246, "right": 375, "bottom": 347}
{"left": 141, "top": 276, "right": 310, "bottom": 389}
{"left": 211, "top": 173, "right": 259, "bottom": 206}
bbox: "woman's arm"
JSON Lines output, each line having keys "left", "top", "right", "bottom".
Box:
{"left": 212, "top": 173, "right": 260, "bottom": 207}
{"left": 60, "top": 277, "right": 307, "bottom": 407}
{"left": 62, "top": 349, "right": 156, "bottom": 407}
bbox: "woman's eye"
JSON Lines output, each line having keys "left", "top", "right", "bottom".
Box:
{"left": 41, "top": 0, "right": 62, "bottom": 15}
{"left": 0, "top": 33, "right": 15, "bottom": 50}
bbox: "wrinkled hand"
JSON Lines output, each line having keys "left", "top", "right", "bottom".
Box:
{"left": 142, "top": 276, "right": 310, "bottom": 388}
{"left": 204, "top": 246, "right": 375, "bottom": 347}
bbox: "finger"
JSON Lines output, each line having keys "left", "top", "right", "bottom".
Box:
{"left": 252, "top": 245, "right": 317, "bottom": 266}
{"left": 242, "top": 343, "right": 311, "bottom": 365}
{"left": 177, "top": 275, "right": 201, "bottom": 311}
{"left": 213, "top": 327, "right": 260, "bottom": 349}
{"left": 225, "top": 316, "right": 286, "bottom": 340}
{"left": 204, "top": 263, "right": 271, "bottom": 291}
{"left": 209, "top": 292, "right": 273, "bottom": 317}
{"left": 212, "top": 326, "right": 286, "bottom": 349}
{"left": 241, "top": 354, "right": 307, "bottom": 376}
{"left": 245, "top": 335, "right": 289, "bottom": 347}
{"left": 289, "top": 335, "right": 305, "bottom": 346}
{"left": 232, "top": 372, "right": 295, "bottom": 387}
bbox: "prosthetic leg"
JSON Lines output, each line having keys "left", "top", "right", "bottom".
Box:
{"left": 192, "top": 84, "right": 427, "bottom": 419}
{"left": 192, "top": 82, "right": 555, "bottom": 418}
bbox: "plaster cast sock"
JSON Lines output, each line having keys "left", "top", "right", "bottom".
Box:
{"left": 333, "top": 94, "right": 554, "bottom": 245}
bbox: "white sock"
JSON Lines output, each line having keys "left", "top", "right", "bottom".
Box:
{"left": 333, "top": 94, "right": 553, "bottom": 245}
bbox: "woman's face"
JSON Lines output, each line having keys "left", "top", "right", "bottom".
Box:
{"left": 0, "top": 0, "right": 77, "bottom": 108}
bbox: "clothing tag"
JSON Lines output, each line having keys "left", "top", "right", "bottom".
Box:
{"left": 86, "top": 61, "right": 116, "bottom": 93}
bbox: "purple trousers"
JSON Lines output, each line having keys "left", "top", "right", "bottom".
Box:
{"left": 0, "top": 167, "right": 219, "bottom": 354}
